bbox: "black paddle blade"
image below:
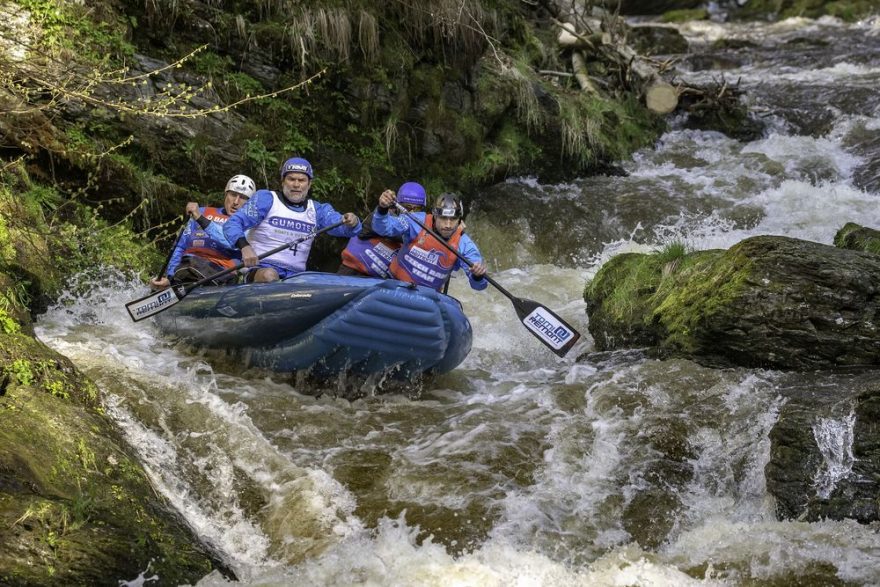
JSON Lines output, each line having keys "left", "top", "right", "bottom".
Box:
{"left": 511, "top": 296, "right": 581, "bottom": 357}
{"left": 125, "top": 285, "right": 186, "bottom": 322}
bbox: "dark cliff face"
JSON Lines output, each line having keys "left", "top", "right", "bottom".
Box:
{"left": 0, "top": 0, "right": 661, "bottom": 326}
{"left": 2, "top": 0, "right": 665, "bottom": 248}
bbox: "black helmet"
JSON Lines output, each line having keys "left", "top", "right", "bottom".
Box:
{"left": 433, "top": 193, "right": 463, "bottom": 219}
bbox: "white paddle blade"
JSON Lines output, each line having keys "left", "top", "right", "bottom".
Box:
{"left": 125, "top": 287, "right": 183, "bottom": 322}
{"left": 522, "top": 306, "right": 580, "bottom": 356}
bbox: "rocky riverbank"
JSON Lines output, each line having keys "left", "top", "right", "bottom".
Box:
{"left": 583, "top": 224, "right": 880, "bottom": 524}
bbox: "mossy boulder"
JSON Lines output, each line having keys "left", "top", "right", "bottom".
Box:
{"left": 584, "top": 245, "right": 731, "bottom": 354}
{"left": 585, "top": 234, "right": 880, "bottom": 370}
{"left": 834, "top": 222, "right": 880, "bottom": 255}
{"left": 0, "top": 328, "right": 229, "bottom": 585}
{"left": 0, "top": 165, "right": 223, "bottom": 582}
{"left": 731, "top": 0, "right": 878, "bottom": 21}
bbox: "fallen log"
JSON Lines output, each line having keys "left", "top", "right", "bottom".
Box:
{"left": 571, "top": 51, "right": 599, "bottom": 94}
{"left": 613, "top": 41, "right": 679, "bottom": 113}
{"left": 555, "top": 17, "right": 679, "bottom": 113}
{"left": 557, "top": 20, "right": 605, "bottom": 48}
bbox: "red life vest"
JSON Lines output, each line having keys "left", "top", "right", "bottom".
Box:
{"left": 182, "top": 207, "right": 236, "bottom": 269}
{"left": 389, "top": 215, "right": 463, "bottom": 290}
{"left": 340, "top": 235, "right": 402, "bottom": 278}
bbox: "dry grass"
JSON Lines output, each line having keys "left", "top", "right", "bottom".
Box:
{"left": 257, "top": 0, "right": 286, "bottom": 21}
{"left": 358, "top": 10, "right": 379, "bottom": 63}
{"left": 396, "top": 0, "right": 497, "bottom": 61}
{"left": 383, "top": 114, "right": 399, "bottom": 159}
{"left": 559, "top": 98, "right": 601, "bottom": 167}
{"left": 285, "top": 6, "right": 353, "bottom": 69}
{"left": 233, "top": 14, "right": 257, "bottom": 52}
{"left": 503, "top": 63, "right": 544, "bottom": 132}
{"left": 316, "top": 8, "right": 352, "bottom": 63}
{"left": 144, "top": 0, "right": 180, "bottom": 32}
{"left": 252, "top": 1, "right": 500, "bottom": 72}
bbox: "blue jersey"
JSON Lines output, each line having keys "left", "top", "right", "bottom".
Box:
{"left": 167, "top": 207, "right": 239, "bottom": 276}
{"left": 223, "top": 190, "right": 361, "bottom": 249}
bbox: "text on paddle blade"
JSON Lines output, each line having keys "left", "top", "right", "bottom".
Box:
{"left": 523, "top": 308, "right": 576, "bottom": 350}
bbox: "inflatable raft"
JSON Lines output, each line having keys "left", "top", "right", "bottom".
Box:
{"left": 154, "top": 272, "right": 472, "bottom": 377}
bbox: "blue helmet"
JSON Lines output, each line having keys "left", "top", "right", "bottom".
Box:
{"left": 280, "top": 157, "right": 313, "bottom": 180}
{"left": 397, "top": 182, "right": 426, "bottom": 208}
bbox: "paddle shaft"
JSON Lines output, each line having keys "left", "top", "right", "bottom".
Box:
{"left": 180, "top": 219, "right": 346, "bottom": 294}
{"left": 126, "top": 220, "right": 345, "bottom": 321}
{"left": 155, "top": 220, "right": 187, "bottom": 281}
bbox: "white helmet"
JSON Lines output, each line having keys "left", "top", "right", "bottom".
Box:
{"left": 225, "top": 174, "right": 256, "bottom": 198}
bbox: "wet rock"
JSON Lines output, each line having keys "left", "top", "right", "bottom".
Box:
{"left": 585, "top": 234, "right": 880, "bottom": 370}
{"left": 622, "top": 439, "right": 693, "bottom": 548}
{"left": 682, "top": 53, "right": 748, "bottom": 72}
{"left": 627, "top": 24, "right": 689, "bottom": 55}
{"left": 847, "top": 127, "right": 880, "bottom": 193}
{"left": 710, "top": 38, "right": 761, "bottom": 51}
{"left": 623, "top": 489, "right": 681, "bottom": 548}
{"left": 0, "top": 330, "right": 231, "bottom": 584}
{"left": 608, "top": 0, "right": 704, "bottom": 15}
{"left": 674, "top": 75, "right": 765, "bottom": 141}
{"left": 765, "top": 382, "right": 880, "bottom": 523}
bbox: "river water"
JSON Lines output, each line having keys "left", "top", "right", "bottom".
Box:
{"left": 35, "top": 15, "right": 880, "bottom": 587}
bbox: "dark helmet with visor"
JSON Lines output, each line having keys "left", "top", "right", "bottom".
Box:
{"left": 433, "top": 193, "right": 463, "bottom": 219}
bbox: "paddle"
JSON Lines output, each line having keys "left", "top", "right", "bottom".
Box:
{"left": 392, "top": 203, "right": 581, "bottom": 357}
{"left": 126, "top": 220, "right": 345, "bottom": 322}
{"left": 153, "top": 220, "right": 187, "bottom": 284}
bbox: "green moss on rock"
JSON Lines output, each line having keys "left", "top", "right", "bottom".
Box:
{"left": 651, "top": 248, "right": 749, "bottom": 352}
{"left": 0, "top": 330, "right": 224, "bottom": 584}
{"left": 661, "top": 8, "right": 710, "bottom": 22}
{"left": 732, "top": 0, "right": 877, "bottom": 21}
{"left": 834, "top": 222, "right": 880, "bottom": 255}
{"left": 585, "top": 245, "right": 740, "bottom": 353}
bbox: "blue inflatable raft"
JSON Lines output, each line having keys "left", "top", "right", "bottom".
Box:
{"left": 154, "top": 272, "right": 472, "bottom": 377}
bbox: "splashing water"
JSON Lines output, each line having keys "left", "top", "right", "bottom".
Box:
{"left": 812, "top": 413, "right": 856, "bottom": 499}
